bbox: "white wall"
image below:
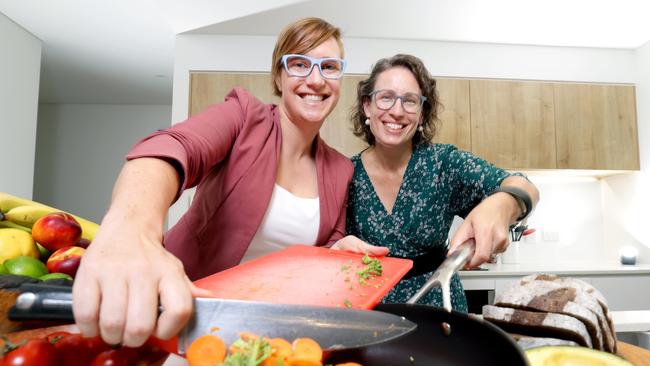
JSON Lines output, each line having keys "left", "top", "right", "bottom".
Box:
{"left": 34, "top": 104, "right": 172, "bottom": 222}
{"left": 170, "top": 34, "right": 639, "bottom": 263}
{"left": 601, "top": 40, "right": 650, "bottom": 264}
{"left": 0, "top": 12, "right": 41, "bottom": 199}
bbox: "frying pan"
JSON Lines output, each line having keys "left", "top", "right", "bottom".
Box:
{"left": 327, "top": 240, "right": 529, "bottom": 366}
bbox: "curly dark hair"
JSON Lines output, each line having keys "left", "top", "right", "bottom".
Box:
{"left": 351, "top": 54, "right": 440, "bottom": 146}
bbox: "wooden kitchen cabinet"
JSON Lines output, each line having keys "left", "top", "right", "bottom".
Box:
{"left": 189, "top": 72, "right": 279, "bottom": 115}
{"left": 554, "top": 83, "right": 639, "bottom": 170}
{"left": 188, "top": 72, "right": 639, "bottom": 170}
{"left": 434, "top": 78, "right": 472, "bottom": 151}
{"left": 189, "top": 72, "right": 368, "bottom": 157}
{"left": 469, "top": 79, "right": 557, "bottom": 169}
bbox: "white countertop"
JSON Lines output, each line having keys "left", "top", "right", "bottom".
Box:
{"left": 459, "top": 262, "right": 650, "bottom": 277}
{"left": 612, "top": 311, "right": 650, "bottom": 333}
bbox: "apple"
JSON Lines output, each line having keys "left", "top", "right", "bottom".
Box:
{"left": 46, "top": 246, "right": 85, "bottom": 278}
{"left": 32, "top": 212, "right": 82, "bottom": 251}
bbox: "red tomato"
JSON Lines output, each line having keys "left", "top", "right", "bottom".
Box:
{"left": 3, "top": 338, "right": 61, "bottom": 366}
{"left": 91, "top": 349, "right": 129, "bottom": 366}
{"left": 85, "top": 336, "right": 112, "bottom": 359}
{"left": 53, "top": 333, "right": 94, "bottom": 366}
{"left": 45, "top": 331, "right": 71, "bottom": 344}
{"left": 118, "top": 346, "right": 139, "bottom": 364}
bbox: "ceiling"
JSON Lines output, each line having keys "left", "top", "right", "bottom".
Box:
{"left": 1, "top": 0, "right": 650, "bottom": 105}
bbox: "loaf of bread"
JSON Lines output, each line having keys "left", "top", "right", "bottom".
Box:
{"left": 482, "top": 274, "right": 617, "bottom": 353}
{"left": 510, "top": 333, "right": 580, "bottom": 350}
{"left": 483, "top": 305, "right": 594, "bottom": 348}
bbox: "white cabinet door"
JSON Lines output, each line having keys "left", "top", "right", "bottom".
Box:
{"left": 588, "top": 275, "right": 650, "bottom": 311}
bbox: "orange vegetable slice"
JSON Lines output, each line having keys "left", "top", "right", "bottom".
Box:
{"left": 261, "top": 338, "right": 293, "bottom": 366}
{"left": 287, "top": 359, "right": 323, "bottom": 366}
{"left": 186, "top": 334, "right": 227, "bottom": 366}
{"left": 291, "top": 338, "right": 323, "bottom": 362}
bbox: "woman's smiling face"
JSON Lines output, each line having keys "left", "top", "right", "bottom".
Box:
{"left": 364, "top": 66, "right": 423, "bottom": 149}
{"left": 277, "top": 37, "right": 343, "bottom": 129}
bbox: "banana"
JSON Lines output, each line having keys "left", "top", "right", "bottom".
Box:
{"left": 0, "top": 192, "right": 49, "bottom": 213}
{"left": 0, "top": 218, "right": 32, "bottom": 233}
{"left": 1, "top": 200, "right": 99, "bottom": 242}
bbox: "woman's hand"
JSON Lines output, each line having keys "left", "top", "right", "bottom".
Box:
{"left": 72, "top": 215, "right": 214, "bottom": 347}
{"left": 71, "top": 158, "right": 213, "bottom": 347}
{"left": 449, "top": 176, "right": 539, "bottom": 268}
{"left": 448, "top": 197, "right": 511, "bottom": 268}
{"left": 331, "top": 235, "right": 389, "bottom": 257}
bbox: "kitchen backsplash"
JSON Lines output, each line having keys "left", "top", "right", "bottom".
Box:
{"left": 448, "top": 173, "right": 649, "bottom": 265}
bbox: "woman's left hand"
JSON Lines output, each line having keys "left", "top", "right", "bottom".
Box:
{"left": 331, "top": 235, "right": 390, "bottom": 256}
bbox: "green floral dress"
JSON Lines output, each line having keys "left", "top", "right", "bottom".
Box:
{"left": 346, "top": 143, "right": 513, "bottom": 312}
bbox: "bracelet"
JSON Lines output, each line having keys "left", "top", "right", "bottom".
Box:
{"left": 490, "top": 186, "right": 532, "bottom": 222}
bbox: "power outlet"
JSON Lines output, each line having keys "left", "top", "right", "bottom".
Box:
{"left": 542, "top": 230, "right": 559, "bottom": 242}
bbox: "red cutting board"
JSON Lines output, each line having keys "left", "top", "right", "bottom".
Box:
{"left": 193, "top": 245, "right": 413, "bottom": 310}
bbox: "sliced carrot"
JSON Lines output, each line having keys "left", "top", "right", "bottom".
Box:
{"left": 261, "top": 338, "right": 293, "bottom": 366}
{"left": 262, "top": 355, "right": 285, "bottom": 366}
{"left": 186, "top": 334, "right": 227, "bottom": 366}
{"left": 268, "top": 338, "right": 292, "bottom": 358}
{"left": 286, "top": 359, "right": 323, "bottom": 366}
{"left": 291, "top": 338, "right": 323, "bottom": 362}
{"left": 238, "top": 331, "right": 260, "bottom": 341}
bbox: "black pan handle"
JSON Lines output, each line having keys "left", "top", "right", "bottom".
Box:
{"left": 406, "top": 239, "right": 475, "bottom": 311}
{"left": 8, "top": 283, "right": 74, "bottom": 322}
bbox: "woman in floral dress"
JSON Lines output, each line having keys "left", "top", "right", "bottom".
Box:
{"left": 336, "top": 54, "right": 539, "bottom": 311}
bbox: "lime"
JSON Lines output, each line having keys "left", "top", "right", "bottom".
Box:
{"left": 4, "top": 256, "right": 49, "bottom": 278}
{"left": 0, "top": 262, "right": 8, "bottom": 274}
{"left": 40, "top": 272, "right": 73, "bottom": 281}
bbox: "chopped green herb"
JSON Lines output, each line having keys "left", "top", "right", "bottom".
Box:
{"left": 343, "top": 299, "right": 353, "bottom": 308}
{"left": 341, "top": 260, "right": 352, "bottom": 272}
{"left": 220, "top": 336, "right": 272, "bottom": 365}
{"left": 357, "top": 254, "right": 382, "bottom": 283}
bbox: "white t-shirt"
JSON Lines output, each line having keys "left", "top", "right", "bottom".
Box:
{"left": 240, "top": 184, "right": 320, "bottom": 263}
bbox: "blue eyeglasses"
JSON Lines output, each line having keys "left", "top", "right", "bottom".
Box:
{"left": 281, "top": 54, "right": 347, "bottom": 80}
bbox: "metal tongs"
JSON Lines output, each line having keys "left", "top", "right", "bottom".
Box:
{"left": 406, "top": 240, "right": 475, "bottom": 312}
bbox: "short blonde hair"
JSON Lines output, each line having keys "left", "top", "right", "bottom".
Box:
{"left": 271, "top": 17, "right": 344, "bottom": 96}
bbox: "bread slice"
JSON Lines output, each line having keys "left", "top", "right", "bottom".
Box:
{"left": 495, "top": 279, "right": 604, "bottom": 350}
{"left": 521, "top": 274, "right": 617, "bottom": 353}
{"left": 482, "top": 305, "right": 593, "bottom": 348}
{"left": 510, "top": 333, "right": 580, "bottom": 350}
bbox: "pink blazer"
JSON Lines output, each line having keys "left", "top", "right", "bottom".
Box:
{"left": 126, "top": 88, "right": 353, "bottom": 280}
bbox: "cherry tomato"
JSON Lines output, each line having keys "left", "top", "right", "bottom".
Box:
{"left": 53, "top": 333, "right": 94, "bottom": 366}
{"left": 91, "top": 349, "right": 129, "bottom": 366}
{"left": 3, "top": 338, "right": 61, "bottom": 366}
{"left": 118, "top": 346, "right": 139, "bottom": 365}
{"left": 85, "top": 336, "right": 112, "bottom": 359}
{"left": 45, "top": 331, "right": 71, "bottom": 344}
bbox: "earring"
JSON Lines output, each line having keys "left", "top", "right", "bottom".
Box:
{"left": 418, "top": 125, "right": 423, "bottom": 132}
{"left": 365, "top": 118, "right": 370, "bottom": 126}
